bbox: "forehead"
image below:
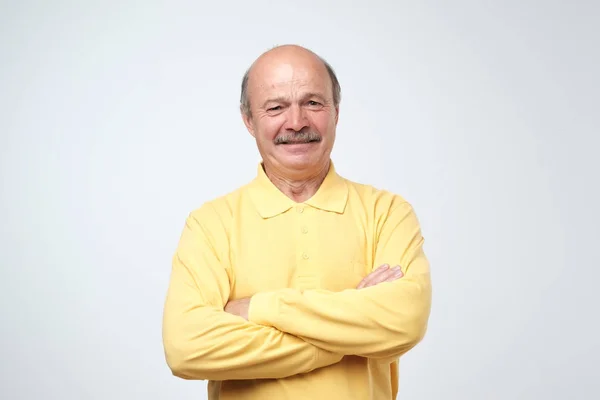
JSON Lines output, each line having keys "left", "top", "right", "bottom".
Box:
{"left": 249, "top": 59, "right": 332, "bottom": 100}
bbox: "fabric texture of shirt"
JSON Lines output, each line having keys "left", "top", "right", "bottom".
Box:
{"left": 162, "top": 161, "right": 432, "bottom": 400}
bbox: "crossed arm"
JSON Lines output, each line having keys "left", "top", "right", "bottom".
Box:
{"left": 162, "top": 201, "right": 432, "bottom": 381}
{"left": 224, "top": 264, "right": 403, "bottom": 319}
{"left": 162, "top": 210, "right": 343, "bottom": 381}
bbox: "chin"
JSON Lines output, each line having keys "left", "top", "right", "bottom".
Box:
{"left": 278, "top": 153, "right": 326, "bottom": 171}
{"left": 280, "top": 154, "right": 313, "bottom": 166}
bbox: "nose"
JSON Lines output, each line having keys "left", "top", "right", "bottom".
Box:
{"left": 284, "top": 104, "right": 309, "bottom": 132}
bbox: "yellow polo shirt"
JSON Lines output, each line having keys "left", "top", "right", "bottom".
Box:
{"left": 162, "top": 161, "right": 432, "bottom": 400}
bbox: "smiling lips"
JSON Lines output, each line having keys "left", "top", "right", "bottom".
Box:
{"left": 279, "top": 138, "right": 321, "bottom": 145}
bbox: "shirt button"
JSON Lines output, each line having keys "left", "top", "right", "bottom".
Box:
{"left": 297, "top": 206, "right": 304, "bottom": 213}
{"left": 302, "top": 252, "right": 309, "bottom": 260}
{"left": 301, "top": 227, "right": 308, "bottom": 234}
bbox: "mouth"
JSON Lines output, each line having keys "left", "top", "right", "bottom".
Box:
{"left": 278, "top": 138, "right": 321, "bottom": 145}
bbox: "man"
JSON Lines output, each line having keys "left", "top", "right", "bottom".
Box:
{"left": 162, "top": 44, "right": 432, "bottom": 400}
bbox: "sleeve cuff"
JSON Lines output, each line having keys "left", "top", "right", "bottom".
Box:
{"left": 248, "top": 291, "right": 280, "bottom": 327}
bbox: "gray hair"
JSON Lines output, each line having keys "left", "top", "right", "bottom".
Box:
{"left": 239, "top": 55, "right": 341, "bottom": 117}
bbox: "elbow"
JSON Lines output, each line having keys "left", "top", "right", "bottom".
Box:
{"left": 389, "top": 304, "right": 431, "bottom": 357}
{"left": 163, "top": 339, "right": 198, "bottom": 380}
{"left": 163, "top": 333, "right": 215, "bottom": 381}
{"left": 368, "top": 281, "right": 431, "bottom": 360}
{"left": 404, "top": 313, "right": 429, "bottom": 348}
{"left": 380, "top": 320, "right": 427, "bottom": 361}
{"left": 366, "top": 314, "right": 429, "bottom": 361}
{"left": 163, "top": 332, "right": 233, "bottom": 381}
{"left": 398, "top": 283, "right": 432, "bottom": 350}
{"left": 162, "top": 314, "right": 213, "bottom": 380}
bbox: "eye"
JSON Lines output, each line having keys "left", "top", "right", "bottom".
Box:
{"left": 267, "top": 106, "right": 282, "bottom": 111}
{"left": 307, "top": 100, "right": 324, "bottom": 108}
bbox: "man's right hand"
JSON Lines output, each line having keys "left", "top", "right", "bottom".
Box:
{"left": 356, "top": 264, "right": 403, "bottom": 289}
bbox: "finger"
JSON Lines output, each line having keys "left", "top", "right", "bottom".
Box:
{"left": 371, "top": 268, "right": 401, "bottom": 285}
{"left": 384, "top": 267, "right": 404, "bottom": 282}
{"left": 362, "top": 272, "right": 396, "bottom": 288}
{"left": 371, "top": 266, "right": 403, "bottom": 286}
{"left": 357, "top": 264, "right": 389, "bottom": 289}
{"left": 356, "top": 276, "right": 368, "bottom": 289}
{"left": 359, "top": 264, "right": 390, "bottom": 288}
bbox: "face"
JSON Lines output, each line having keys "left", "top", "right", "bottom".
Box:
{"left": 242, "top": 55, "right": 339, "bottom": 175}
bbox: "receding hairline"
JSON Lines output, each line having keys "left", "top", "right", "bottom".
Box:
{"left": 240, "top": 46, "right": 341, "bottom": 116}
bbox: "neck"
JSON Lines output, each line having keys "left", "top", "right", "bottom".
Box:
{"left": 263, "top": 160, "right": 330, "bottom": 203}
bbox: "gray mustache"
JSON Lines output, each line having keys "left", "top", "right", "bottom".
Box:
{"left": 274, "top": 131, "right": 322, "bottom": 145}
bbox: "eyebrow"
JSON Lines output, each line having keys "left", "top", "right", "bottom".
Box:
{"left": 261, "top": 92, "right": 327, "bottom": 108}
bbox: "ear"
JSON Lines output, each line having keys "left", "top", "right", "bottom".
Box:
{"left": 334, "top": 106, "right": 340, "bottom": 125}
{"left": 241, "top": 108, "right": 256, "bottom": 138}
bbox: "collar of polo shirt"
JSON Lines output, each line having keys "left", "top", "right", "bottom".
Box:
{"left": 248, "top": 161, "right": 349, "bottom": 218}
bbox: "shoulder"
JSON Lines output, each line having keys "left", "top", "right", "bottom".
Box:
{"left": 187, "top": 180, "right": 254, "bottom": 228}
{"left": 342, "top": 177, "right": 424, "bottom": 240}
{"left": 343, "top": 176, "right": 413, "bottom": 214}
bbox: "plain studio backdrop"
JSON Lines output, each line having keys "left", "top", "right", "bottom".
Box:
{"left": 1, "top": 1, "right": 598, "bottom": 399}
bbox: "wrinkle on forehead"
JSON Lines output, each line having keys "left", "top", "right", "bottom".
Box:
{"left": 251, "top": 60, "right": 331, "bottom": 102}
{"left": 260, "top": 78, "right": 313, "bottom": 96}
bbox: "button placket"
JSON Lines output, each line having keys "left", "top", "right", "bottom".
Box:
{"left": 294, "top": 204, "right": 316, "bottom": 289}
{"left": 296, "top": 205, "right": 311, "bottom": 265}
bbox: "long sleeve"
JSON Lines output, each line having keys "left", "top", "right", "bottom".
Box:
{"left": 162, "top": 205, "right": 343, "bottom": 381}
{"left": 248, "top": 200, "right": 432, "bottom": 361}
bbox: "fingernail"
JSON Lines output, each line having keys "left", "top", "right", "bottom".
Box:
{"left": 393, "top": 266, "right": 401, "bottom": 271}
{"left": 380, "top": 264, "right": 389, "bottom": 270}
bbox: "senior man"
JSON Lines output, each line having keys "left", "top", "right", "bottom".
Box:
{"left": 162, "top": 44, "right": 432, "bottom": 400}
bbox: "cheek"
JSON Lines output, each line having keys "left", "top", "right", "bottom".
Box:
{"left": 256, "top": 118, "right": 284, "bottom": 141}
{"left": 311, "top": 113, "right": 336, "bottom": 135}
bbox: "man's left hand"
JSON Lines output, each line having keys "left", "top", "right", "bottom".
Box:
{"left": 224, "top": 297, "right": 251, "bottom": 320}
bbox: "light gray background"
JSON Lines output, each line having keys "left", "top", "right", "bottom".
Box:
{"left": 1, "top": 1, "right": 598, "bottom": 399}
